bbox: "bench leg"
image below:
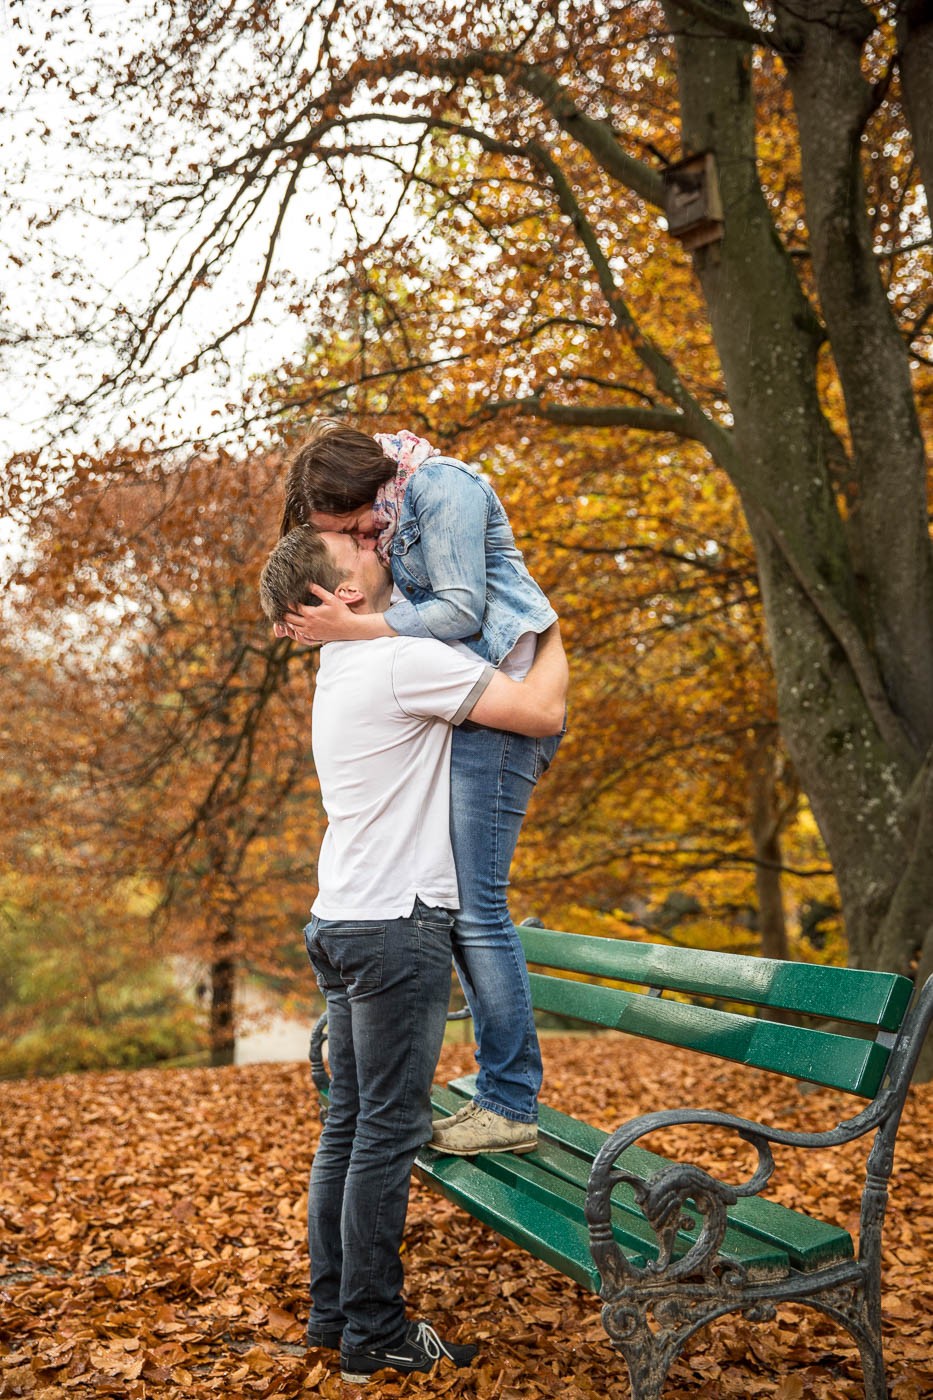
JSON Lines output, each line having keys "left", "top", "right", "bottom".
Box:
{"left": 857, "top": 1337, "right": 888, "bottom": 1400}
{"left": 602, "top": 1301, "right": 680, "bottom": 1400}
{"left": 805, "top": 1277, "right": 888, "bottom": 1400}
{"left": 852, "top": 1282, "right": 887, "bottom": 1400}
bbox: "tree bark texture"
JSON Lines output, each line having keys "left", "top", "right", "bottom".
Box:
{"left": 209, "top": 918, "right": 236, "bottom": 1069}
{"left": 749, "top": 732, "right": 791, "bottom": 965}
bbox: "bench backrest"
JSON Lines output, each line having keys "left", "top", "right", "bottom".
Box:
{"left": 519, "top": 926, "right": 915, "bottom": 1098}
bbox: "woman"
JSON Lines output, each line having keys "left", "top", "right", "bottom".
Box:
{"left": 279, "top": 420, "right": 564, "bottom": 1155}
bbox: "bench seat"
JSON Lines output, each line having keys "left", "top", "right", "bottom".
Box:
{"left": 417, "top": 1075, "right": 854, "bottom": 1291}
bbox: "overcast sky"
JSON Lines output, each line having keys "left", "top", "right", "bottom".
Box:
{"left": 1, "top": 0, "right": 369, "bottom": 463}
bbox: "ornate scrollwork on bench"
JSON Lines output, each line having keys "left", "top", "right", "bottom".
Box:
{"left": 587, "top": 1119, "right": 776, "bottom": 1291}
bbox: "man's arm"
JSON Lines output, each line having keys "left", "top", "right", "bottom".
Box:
{"left": 466, "top": 623, "right": 568, "bottom": 737}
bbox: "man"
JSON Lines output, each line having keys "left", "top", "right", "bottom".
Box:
{"left": 259, "top": 526, "right": 567, "bottom": 1385}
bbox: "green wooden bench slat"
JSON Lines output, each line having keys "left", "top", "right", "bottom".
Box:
{"left": 428, "top": 1088, "right": 789, "bottom": 1275}
{"left": 519, "top": 926, "right": 914, "bottom": 1031}
{"left": 478, "top": 1147, "right": 790, "bottom": 1279}
{"left": 431, "top": 1086, "right": 790, "bottom": 1276}
{"left": 527, "top": 972, "right": 892, "bottom": 1097}
{"left": 437, "top": 1078, "right": 854, "bottom": 1272}
{"left": 530, "top": 1107, "right": 854, "bottom": 1273}
{"left": 421, "top": 1147, "right": 655, "bottom": 1276}
{"left": 413, "top": 1152, "right": 605, "bottom": 1291}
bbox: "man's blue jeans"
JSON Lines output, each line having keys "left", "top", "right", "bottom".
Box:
{"left": 304, "top": 901, "right": 453, "bottom": 1352}
{"left": 449, "top": 724, "right": 562, "bottom": 1124}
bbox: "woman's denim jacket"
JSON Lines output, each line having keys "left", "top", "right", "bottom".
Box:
{"left": 383, "top": 457, "right": 557, "bottom": 667}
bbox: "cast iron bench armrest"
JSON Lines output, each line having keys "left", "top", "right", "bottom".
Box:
{"left": 584, "top": 1093, "right": 895, "bottom": 1291}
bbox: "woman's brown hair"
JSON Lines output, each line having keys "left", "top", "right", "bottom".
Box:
{"left": 279, "top": 419, "right": 395, "bottom": 536}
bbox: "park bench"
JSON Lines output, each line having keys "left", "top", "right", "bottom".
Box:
{"left": 309, "top": 924, "right": 933, "bottom": 1400}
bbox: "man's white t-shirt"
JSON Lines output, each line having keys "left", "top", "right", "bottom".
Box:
{"left": 311, "top": 636, "right": 494, "bottom": 921}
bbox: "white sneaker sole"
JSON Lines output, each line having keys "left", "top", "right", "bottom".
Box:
{"left": 340, "top": 1358, "right": 427, "bottom": 1384}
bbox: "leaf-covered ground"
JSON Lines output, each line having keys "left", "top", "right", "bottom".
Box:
{"left": 1, "top": 1035, "right": 931, "bottom": 1399}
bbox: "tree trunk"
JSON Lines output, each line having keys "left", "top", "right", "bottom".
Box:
{"left": 749, "top": 733, "right": 790, "bottom": 964}
{"left": 897, "top": 1, "right": 933, "bottom": 213}
{"left": 665, "top": 3, "right": 933, "bottom": 1075}
{"left": 209, "top": 916, "right": 236, "bottom": 1067}
{"left": 777, "top": 0, "right": 933, "bottom": 753}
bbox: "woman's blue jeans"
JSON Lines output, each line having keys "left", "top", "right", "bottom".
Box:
{"left": 449, "top": 723, "right": 562, "bottom": 1124}
{"left": 304, "top": 901, "right": 453, "bottom": 1351}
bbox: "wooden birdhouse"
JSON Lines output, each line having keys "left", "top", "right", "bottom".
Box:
{"left": 662, "top": 152, "right": 724, "bottom": 250}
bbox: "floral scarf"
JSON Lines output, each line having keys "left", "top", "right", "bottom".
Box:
{"left": 371, "top": 430, "right": 437, "bottom": 563}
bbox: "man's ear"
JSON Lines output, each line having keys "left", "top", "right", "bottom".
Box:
{"left": 335, "top": 583, "right": 365, "bottom": 606}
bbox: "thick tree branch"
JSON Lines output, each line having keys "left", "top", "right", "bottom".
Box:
{"left": 482, "top": 394, "right": 706, "bottom": 440}
{"left": 507, "top": 61, "right": 666, "bottom": 208}
{"left": 309, "top": 47, "right": 666, "bottom": 208}
{"left": 896, "top": 2, "right": 933, "bottom": 219}
{"left": 666, "top": 0, "right": 779, "bottom": 49}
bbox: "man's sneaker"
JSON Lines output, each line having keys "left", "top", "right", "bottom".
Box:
{"left": 305, "top": 1325, "right": 342, "bottom": 1350}
{"left": 429, "top": 1102, "right": 537, "bottom": 1155}
{"left": 340, "top": 1318, "right": 478, "bottom": 1383}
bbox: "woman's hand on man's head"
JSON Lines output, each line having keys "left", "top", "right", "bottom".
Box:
{"left": 276, "top": 589, "right": 361, "bottom": 645}
{"left": 273, "top": 616, "right": 322, "bottom": 647}
{"left": 273, "top": 587, "right": 396, "bottom": 646}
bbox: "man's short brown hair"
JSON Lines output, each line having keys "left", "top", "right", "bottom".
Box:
{"left": 259, "top": 527, "right": 347, "bottom": 623}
